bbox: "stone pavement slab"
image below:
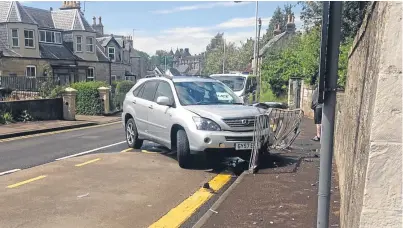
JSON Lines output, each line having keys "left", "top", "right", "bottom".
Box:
{"left": 0, "top": 152, "right": 216, "bottom": 228}
{"left": 0, "top": 114, "right": 121, "bottom": 139}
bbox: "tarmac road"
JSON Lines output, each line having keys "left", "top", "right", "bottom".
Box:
{"left": 0, "top": 122, "right": 128, "bottom": 173}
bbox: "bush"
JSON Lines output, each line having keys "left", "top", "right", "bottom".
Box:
{"left": 114, "top": 80, "right": 135, "bottom": 111}
{"left": 0, "top": 112, "right": 14, "bottom": 124}
{"left": 71, "top": 81, "right": 108, "bottom": 115}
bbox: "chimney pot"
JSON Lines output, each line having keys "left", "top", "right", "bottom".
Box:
{"left": 98, "top": 16, "right": 102, "bottom": 25}
{"left": 50, "top": 7, "right": 53, "bottom": 11}
{"left": 288, "top": 14, "right": 291, "bottom": 23}
{"left": 92, "top": 16, "right": 96, "bottom": 25}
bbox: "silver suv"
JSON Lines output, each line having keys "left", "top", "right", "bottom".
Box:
{"left": 122, "top": 76, "right": 265, "bottom": 168}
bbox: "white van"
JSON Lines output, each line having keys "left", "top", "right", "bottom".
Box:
{"left": 210, "top": 73, "right": 257, "bottom": 103}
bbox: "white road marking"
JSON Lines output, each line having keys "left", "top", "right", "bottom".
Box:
{"left": 55, "top": 141, "right": 126, "bottom": 161}
{"left": 0, "top": 169, "right": 21, "bottom": 176}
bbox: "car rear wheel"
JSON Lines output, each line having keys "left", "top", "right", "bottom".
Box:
{"left": 177, "top": 129, "right": 191, "bottom": 168}
{"left": 126, "top": 118, "right": 143, "bottom": 149}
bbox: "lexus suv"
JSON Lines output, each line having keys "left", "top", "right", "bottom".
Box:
{"left": 122, "top": 76, "right": 266, "bottom": 168}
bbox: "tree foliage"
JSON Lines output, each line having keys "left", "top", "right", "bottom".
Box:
{"left": 259, "top": 1, "right": 368, "bottom": 98}
{"left": 202, "top": 33, "right": 253, "bottom": 75}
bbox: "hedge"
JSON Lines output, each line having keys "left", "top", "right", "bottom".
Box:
{"left": 113, "top": 80, "right": 135, "bottom": 110}
{"left": 71, "top": 81, "right": 108, "bottom": 115}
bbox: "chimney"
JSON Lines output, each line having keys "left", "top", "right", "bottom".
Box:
{"left": 92, "top": 16, "right": 96, "bottom": 26}
{"left": 50, "top": 7, "right": 53, "bottom": 11}
{"left": 286, "top": 14, "right": 296, "bottom": 33}
{"left": 273, "top": 24, "right": 281, "bottom": 36}
{"left": 92, "top": 16, "right": 104, "bottom": 36}
{"left": 98, "top": 16, "right": 102, "bottom": 25}
{"left": 60, "top": 1, "right": 81, "bottom": 10}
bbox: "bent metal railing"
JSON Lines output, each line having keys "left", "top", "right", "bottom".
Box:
{"left": 249, "top": 108, "right": 304, "bottom": 173}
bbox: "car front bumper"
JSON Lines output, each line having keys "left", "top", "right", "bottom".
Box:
{"left": 187, "top": 128, "right": 269, "bottom": 153}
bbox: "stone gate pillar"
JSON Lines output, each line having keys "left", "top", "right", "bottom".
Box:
{"left": 62, "top": 87, "right": 77, "bottom": 121}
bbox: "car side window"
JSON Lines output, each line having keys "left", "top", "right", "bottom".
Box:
{"left": 133, "top": 84, "right": 144, "bottom": 97}
{"left": 154, "top": 81, "right": 174, "bottom": 103}
{"left": 140, "top": 81, "right": 158, "bottom": 101}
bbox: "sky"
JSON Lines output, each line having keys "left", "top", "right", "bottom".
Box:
{"left": 21, "top": 1, "right": 303, "bottom": 56}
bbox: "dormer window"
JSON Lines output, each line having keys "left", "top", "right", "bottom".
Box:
{"left": 108, "top": 47, "right": 115, "bottom": 61}
{"left": 86, "top": 37, "right": 94, "bottom": 53}
{"left": 76, "top": 36, "right": 82, "bottom": 52}
{"left": 24, "top": 30, "right": 34, "bottom": 48}
{"left": 39, "top": 30, "right": 62, "bottom": 44}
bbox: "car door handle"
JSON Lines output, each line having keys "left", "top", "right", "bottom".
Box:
{"left": 148, "top": 105, "right": 153, "bottom": 109}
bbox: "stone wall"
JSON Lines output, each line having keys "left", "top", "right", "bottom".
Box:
{"left": 0, "top": 57, "right": 49, "bottom": 76}
{"left": 0, "top": 98, "right": 63, "bottom": 120}
{"left": 334, "top": 2, "right": 402, "bottom": 228}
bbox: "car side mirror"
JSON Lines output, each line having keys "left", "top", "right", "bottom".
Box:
{"left": 156, "top": 96, "right": 173, "bottom": 106}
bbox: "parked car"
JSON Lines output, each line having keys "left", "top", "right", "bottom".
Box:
{"left": 122, "top": 75, "right": 267, "bottom": 168}
{"left": 210, "top": 73, "right": 257, "bottom": 104}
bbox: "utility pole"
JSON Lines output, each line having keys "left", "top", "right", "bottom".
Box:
{"left": 316, "top": 2, "right": 342, "bottom": 228}
{"left": 253, "top": 1, "right": 260, "bottom": 101}
{"left": 256, "top": 17, "right": 262, "bottom": 103}
{"left": 222, "top": 38, "right": 226, "bottom": 74}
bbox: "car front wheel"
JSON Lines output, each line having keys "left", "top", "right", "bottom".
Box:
{"left": 177, "top": 129, "right": 191, "bottom": 168}
{"left": 126, "top": 118, "right": 143, "bottom": 149}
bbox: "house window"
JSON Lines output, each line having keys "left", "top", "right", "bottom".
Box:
{"left": 86, "top": 37, "right": 94, "bottom": 52}
{"left": 39, "top": 30, "right": 46, "bottom": 42}
{"left": 111, "top": 75, "right": 117, "bottom": 81}
{"left": 87, "top": 67, "right": 95, "bottom": 81}
{"left": 26, "top": 65, "right": 36, "bottom": 78}
{"left": 108, "top": 47, "right": 115, "bottom": 61}
{"left": 55, "top": 32, "right": 62, "bottom": 44}
{"left": 39, "top": 31, "right": 62, "bottom": 44}
{"left": 24, "top": 30, "right": 34, "bottom": 47}
{"left": 76, "top": 36, "right": 82, "bottom": 52}
{"left": 46, "top": 31, "right": 54, "bottom": 43}
{"left": 11, "top": 29, "right": 19, "bottom": 47}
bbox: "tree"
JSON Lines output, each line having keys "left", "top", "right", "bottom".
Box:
{"left": 298, "top": 1, "right": 369, "bottom": 41}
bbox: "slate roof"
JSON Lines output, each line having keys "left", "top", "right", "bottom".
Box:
{"left": 39, "top": 43, "right": 80, "bottom": 60}
{"left": 51, "top": 9, "right": 94, "bottom": 32}
{"left": 0, "top": 39, "right": 21, "bottom": 57}
{"left": 96, "top": 42, "right": 109, "bottom": 61}
{"left": 176, "top": 64, "right": 189, "bottom": 74}
{"left": 258, "top": 31, "right": 289, "bottom": 57}
{"left": 0, "top": 1, "right": 35, "bottom": 24}
{"left": 23, "top": 6, "right": 54, "bottom": 28}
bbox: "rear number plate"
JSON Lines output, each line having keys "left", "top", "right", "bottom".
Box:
{"left": 235, "top": 142, "right": 253, "bottom": 150}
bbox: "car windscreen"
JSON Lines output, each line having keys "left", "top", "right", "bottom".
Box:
{"left": 174, "top": 81, "right": 242, "bottom": 106}
{"left": 210, "top": 76, "right": 246, "bottom": 92}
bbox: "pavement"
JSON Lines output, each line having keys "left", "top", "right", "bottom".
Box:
{"left": 197, "top": 117, "right": 341, "bottom": 228}
{"left": 0, "top": 114, "right": 121, "bottom": 139}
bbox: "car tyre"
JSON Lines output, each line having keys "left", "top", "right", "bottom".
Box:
{"left": 126, "top": 118, "right": 143, "bottom": 149}
{"left": 177, "top": 129, "right": 191, "bottom": 168}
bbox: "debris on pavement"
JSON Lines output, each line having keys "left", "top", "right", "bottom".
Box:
{"left": 77, "top": 193, "right": 89, "bottom": 198}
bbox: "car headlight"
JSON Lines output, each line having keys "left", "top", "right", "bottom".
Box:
{"left": 192, "top": 116, "right": 221, "bottom": 131}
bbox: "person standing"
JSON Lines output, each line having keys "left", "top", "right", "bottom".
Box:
{"left": 311, "top": 85, "right": 322, "bottom": 141}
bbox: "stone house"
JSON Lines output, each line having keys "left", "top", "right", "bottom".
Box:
{"left": 170, "top": 48, "right": 203, "bottom": 75}
{"left": 245, "top": 14, "right": 297, "bottom": 75}
{"left": 92, "top": 15, "right": 145, "bottom": 81}
{"left": 0, "top": 1, "right": 112, "bottom": 85}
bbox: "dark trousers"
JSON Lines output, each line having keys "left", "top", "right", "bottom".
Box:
{"left": 314, "top": 106, "right": 323, "bottom": 125}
